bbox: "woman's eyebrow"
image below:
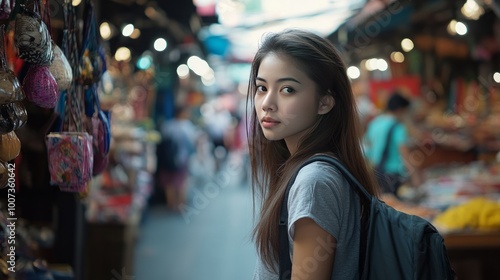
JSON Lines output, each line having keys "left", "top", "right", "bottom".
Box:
{"left": 256, "top": 77, "right": 301, "bottom": 84}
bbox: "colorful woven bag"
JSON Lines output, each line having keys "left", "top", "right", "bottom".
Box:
{"left": 46, "top": 132, "right": 93, "bottom": 192}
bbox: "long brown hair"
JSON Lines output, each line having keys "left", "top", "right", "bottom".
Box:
{"left": 246, "top": 29, "right": 379, "bottom": 271}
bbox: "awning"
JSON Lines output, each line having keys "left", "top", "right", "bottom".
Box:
{"left": 199, "top": 0, "right": 367, "bottom": 62}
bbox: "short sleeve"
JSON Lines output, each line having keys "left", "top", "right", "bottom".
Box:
{"left": 393, "top": 123, "right": 408, "bottom": 147}
{"left": 287, "top": 161, "right": 349, "bottom": 241}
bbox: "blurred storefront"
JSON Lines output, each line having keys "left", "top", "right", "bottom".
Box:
{"left": 330, "top": 0, "right": 500, "bottom": 278}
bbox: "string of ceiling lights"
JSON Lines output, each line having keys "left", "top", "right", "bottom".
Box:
{"left": 345, "top": 0, "right": 500, "bottom": 84}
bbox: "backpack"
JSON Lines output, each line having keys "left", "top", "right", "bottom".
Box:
{"left": 279, "top": 155, "right": 456, "bottom": 280}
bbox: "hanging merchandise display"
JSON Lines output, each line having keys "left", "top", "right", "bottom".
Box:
{"left": 49, "top": 41, "right": 73, "bottom": 92}
{"left": 80, "top": 0, "right": 105, "bottom": 86}
{"left": 81, "top": 0, "right": 110, "bottom": 175}
{"left": 84, "top": 85, "right": 111, "bottom": 175}
{"left": 22, "top": 63, "right": 58, "bottom": 108}
{"left": 0, "top": 101, "right": 27, "bottom": 134}
{"left": 14, "top": 0, "right": 58, "bottom": 108}
{"left": 0, "top": 130, "right": 21, "bottom": 161}
{"left": 46, "top": 1, "right": 93, "bottom": 193}
{"left": 43, "top": 0, "right": 73, "bottom": 92}
{"left": 0, "top": 25, "right": 23, "bottom": 104}
{"left": 13, "top": 2, "right": 52, "bottom": 65}
{"left": 46, "top": 131, "right": 93, "bottom": 192}
{"left": 60, "top": 2, "right": 84, "bottom": 133}
{"left": 0, "top": 22, "right": 24, "bottom": 189}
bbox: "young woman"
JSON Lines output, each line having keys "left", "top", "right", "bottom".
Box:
{"left": 247, "top": 29, "right": 379, "bottom": 279}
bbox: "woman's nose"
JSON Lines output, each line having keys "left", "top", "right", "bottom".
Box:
{"left": 261, "top": 91, "right": 277, "bottom": 112}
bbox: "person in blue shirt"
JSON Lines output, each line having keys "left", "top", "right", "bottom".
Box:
{"left": 364, "top": 92, "right": 411, "bottom": 194}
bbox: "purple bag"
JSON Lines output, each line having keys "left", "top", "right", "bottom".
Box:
{"left": 22, "top": 64, "right": 58, "bottom": 108}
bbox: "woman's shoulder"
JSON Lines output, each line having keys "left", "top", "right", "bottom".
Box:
{"left": 293, "top": 160, "right": 347, "bottom": 192}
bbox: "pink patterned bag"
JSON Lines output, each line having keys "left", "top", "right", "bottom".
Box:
{"left": 46, "top": 132, "right": 93, "bottom": 192}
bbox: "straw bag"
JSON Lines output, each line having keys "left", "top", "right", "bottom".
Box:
{"left": 0, "top": 130, "right": 21, "bottom": 161}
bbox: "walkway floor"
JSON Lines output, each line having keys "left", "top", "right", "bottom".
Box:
{"left": 133, "top": 158, "right": 257, "bottom": 280}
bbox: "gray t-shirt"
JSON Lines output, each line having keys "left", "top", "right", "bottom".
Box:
{"left": 253, "top": 161, "right": 361, "bottom": 280}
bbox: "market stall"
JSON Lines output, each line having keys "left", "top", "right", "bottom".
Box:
{"left": 329, "top": 1, "right": 500, "bottom": 278}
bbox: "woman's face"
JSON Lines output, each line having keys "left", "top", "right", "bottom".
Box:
{"left": 254, "top": 53, "right": 324, "bottom": 154}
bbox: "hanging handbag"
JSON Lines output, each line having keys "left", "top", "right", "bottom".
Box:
{"left": 49, "top": 42, "right": 73, "bottom": 92}
{"left": 22, "top": 64, "right": 58, "bottom": 108}
{"left": 0, "top": 63, "right": 23, "bottom": 104}
{"left": 13, "top": 2, "right": 53, "bottom": 65}
{"left": 0, "top": 130, "right": 21, "bottom": 161}
{"left": 46, "top": 131, "right": 93, "bottom": 192}
{"left": 80, "top": 0, "right": 104, "bottom": 85}
{"left": 84, "top": 85, "right": 111, "bottom": 175}
{"left": 0, "top": 101, "right": 27, "bottom": 134}
{"left": 45, "top": 1, "right": 93, "bottom": 193}
{"left": 47, "top": 88, "right": 94, "bottom": 192}
{"left": 41, "top": 0, "right": 72, "bottom": 92}
{"left": 0, "top": 24, "right": 24, "bottom": 105}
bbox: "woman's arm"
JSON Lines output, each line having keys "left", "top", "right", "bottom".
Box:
{"left": 291, "top": 218, "right": 336, "bottom": 280}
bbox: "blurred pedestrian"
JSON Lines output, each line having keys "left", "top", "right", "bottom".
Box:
{"left": 364, "top": 91, "right": 412, "bottom": 195}
{"left": 204, "top": 104, "right": 232, "bottom": 172}
{"left": 247, "top": 29, "right": 379, "bottom": 279}
{"left": 157, "top": 105, "right": 198, "bottom": 212}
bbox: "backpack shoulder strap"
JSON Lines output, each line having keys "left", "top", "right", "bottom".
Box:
{"left": 377, "top": 121, "right": 399, "bottom": 172}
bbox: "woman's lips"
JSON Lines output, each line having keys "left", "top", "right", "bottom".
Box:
{"left": 261, "top": 117, "right": 280, "bottom": 128}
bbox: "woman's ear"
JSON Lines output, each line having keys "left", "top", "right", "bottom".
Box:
{"left": 318, "top": 94, "right": 335, "bottom": 115}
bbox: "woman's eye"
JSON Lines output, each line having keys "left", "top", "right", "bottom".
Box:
{"left": 256, "top": 85, "right": 267, "bottom": 92}
{"left": 282, "top": 87, "right": 295, "bottom": 94}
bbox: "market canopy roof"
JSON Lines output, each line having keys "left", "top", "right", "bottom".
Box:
{"left": 199, "top": 0, "right": 367, "bottom": 62}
